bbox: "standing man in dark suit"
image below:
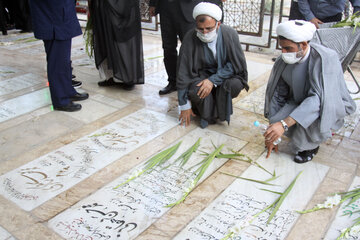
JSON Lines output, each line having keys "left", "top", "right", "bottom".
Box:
{"left": 29, "top": 0, "right": 89, "bottom": 112}
{"left": 149, "top": 0, "right": 200, "bottom": 95}
{"left": 149, "top": 0, "right": 225, "bottom": 95}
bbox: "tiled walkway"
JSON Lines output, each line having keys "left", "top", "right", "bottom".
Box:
{"left": 0, "top": 29, "right": 359, "bottom": 240}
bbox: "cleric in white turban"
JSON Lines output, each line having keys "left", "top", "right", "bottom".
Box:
{"left": 193, "top": 2, "right": 223, "bottom": 21}
{"left": 176, "top": 1, "right": 249, "bottom": 129}
{"left": 263, "top": 20, "right": 356, "bottom": 163}
{"left": 276, "top": 20, "right": 316, "bottom": 43}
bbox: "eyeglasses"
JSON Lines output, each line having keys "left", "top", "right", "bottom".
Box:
{"left": 196, "top": 22, "right": 218, "bottom": 33}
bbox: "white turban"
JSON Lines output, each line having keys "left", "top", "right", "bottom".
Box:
{"left": 193, "top": 2, "right": 222, "bottom": 21}
{"left": 276, "top": 20, "right": 316, "bottom": 43}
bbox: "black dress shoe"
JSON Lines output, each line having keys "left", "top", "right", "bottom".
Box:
{"left": 294, "top": 146, "right": 320, "bottom": 164}
{"left": 70, "top": 92, "right": 89, "bottom": 101}
{"left": 72, "top": 80, "right": 82, "bottom": 88}
{"left": 98, "top": 78, "right": 119, "bottom": 87}
{"left": 120, "top": 83, "right": 135, "bottom": 90}
{"left": 54, "top": 102, "right": 82, "bottom": 112}
{"left": 159, "top": 83, "right": 176, "bottom": 95}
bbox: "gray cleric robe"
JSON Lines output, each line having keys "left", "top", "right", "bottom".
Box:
{"left": 264, "top": 43, "right": 356, "bottom": 153}
{"left": 177, "top": 25, "right": 248, "bottom": 123}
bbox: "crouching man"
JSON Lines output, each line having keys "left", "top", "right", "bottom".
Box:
{"left": 177, "top": 2, "right": 248, "bottom": 129}
{"left": 264, "top": 20, "right": 356, "bottom": 163}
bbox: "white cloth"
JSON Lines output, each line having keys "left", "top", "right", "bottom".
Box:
{"left": 193, "top": 2, "right": 222, "bottom": 21}
{"left": 99, "top": 59, "right": 123, "bottom": 83}
{"left": 276, "top": 20, "right": 316, "bottom": 43}
{"left": 207, "top": 37, "right": 217, "bottom": 58}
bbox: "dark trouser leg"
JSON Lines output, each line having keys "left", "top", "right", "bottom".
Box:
{"left": 44, "top": 39, "right": 76, "bottom": 107}
{"left": 320, "top": 13, "right": 342, "bottom": 23}
{"left": 216, "top": 78, "right": 243, "bottom": 121}
{"left": 188, "top": 80, "right": 215, "bottom": 121}
{"left": 159, "top": 11, "right": 178, "bottom": 84}
{"left": 289, "top": 1, "right": 305, "bottom": 20}
{"left": 177, "top": 20, "right": 195, "bottom": 42}
{"left": 0, "top": 0, "right": 7, "bottom": 34}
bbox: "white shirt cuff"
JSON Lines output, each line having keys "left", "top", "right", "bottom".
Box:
{"left": 179, "top": 101, "right": 192, "bottom": 111}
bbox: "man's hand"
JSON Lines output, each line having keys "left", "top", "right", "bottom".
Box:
{"left": 265, "top": 140, "right": 278, "bottom": 158}
{"left": 149, "top": 6, "right": 156, "bottom": 17}
{"left": 310, "top": 17, "right": 323, "bottom": 29}
{"left": 179, "top": 109, "right": 196, "bottom": 127}
{"left": 264, "top": 122, "right": 284, "bottom": 158}
{"left": 197, "top": 79, "right": 214, "bottom": 99}
{"left": 264, "top": 122, "right": 284, "bottom": 144}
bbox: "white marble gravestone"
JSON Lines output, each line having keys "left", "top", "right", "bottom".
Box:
{"left": 72, "top": 57, "right": 95, "bottom": 68}
{"left": 234, "top": 84, "right": 266, "bottom": 115}
{"left": 144, "top": 57, "right": 163, "bottom": 74}
{"left": 0, "top": 66, "right": 18, "bottom": 79}
{"left": 0, "top": 73, "right": 43, "bottom": 96}
{"left": 21, "top": 45, "right": 46, "bottom": 56}
{"left": 145, "top": 69, "right": 168, "bottom": 87}
{"left": 174, "top": 152, "right": 329, "bottom": 240}
{"left": 0, "top": 40, "right": 41, "bottom": 50}
{"left": 0, "top": 33, "right": 34, "bottom": 43}
{"left": 324, "top": 176, "right": 360, "bottom": 240}
{"left": 48, "top": 128, "right": 247, "bottom": 240}
{"left": 247, "top": 60, "right": 273, "bottom": 82}
{"left": 336, "top": 81, "right": 360, "bottom": 138}
{"left": 0, "top": 88, "right": 51, "bottom": 123}
{"left": 0, "top": 109, "right": 178, "bottom": 211}
{"left": 71, "top": 48, "right": 87, "bottom": 58}
{"left": 0, "top": 226, "right": 15, "bottom": 240}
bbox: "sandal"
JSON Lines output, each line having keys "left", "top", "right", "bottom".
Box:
{"left": 294, "top": 146, "right": 319, "bottom": 164}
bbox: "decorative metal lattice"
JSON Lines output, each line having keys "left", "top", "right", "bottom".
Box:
{"left": 223, "top": 0, "right": 265, "bottom": 36}
{"left": 140, "top": 0, "right": 152, "bottom": 23}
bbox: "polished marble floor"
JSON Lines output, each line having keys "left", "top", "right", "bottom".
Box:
{"left": 0, "top": 29, "right": 359, "bottom": 240}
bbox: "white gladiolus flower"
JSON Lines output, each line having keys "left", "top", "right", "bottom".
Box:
{"left": 229, "top": 225, "right": 241, "bottom": 234}
{"left": 228, "top": 217, "right": 252, "bottom": 237}
{"left": 350, "top": 224, "right": 360, "bottom": 237}
{"left": 185, "top": 181, "right": 196, "bottom": 193}
{"left": 323, "top": 194, "right": 341, "bottom": 208}
{"left": 316, "top": 203, "right": 325, "bottom": 208}
{"left": 129, "top": 169, "right": 143, "bottom": 178}
{"left": 354, "top": 17, "right": 360, "bottom": 25}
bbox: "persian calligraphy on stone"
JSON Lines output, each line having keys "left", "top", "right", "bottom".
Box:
{"left": 174, "top": 152, "right": 329, "bottom": 240}
{"left": 48, "top": 128, "right": 247, "bottom": 239}
{"left": 0, "top": 109, "right": 177, "bottom": 211}
{"left": 324, "top": 177, "right": 360, "bottom": 240}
